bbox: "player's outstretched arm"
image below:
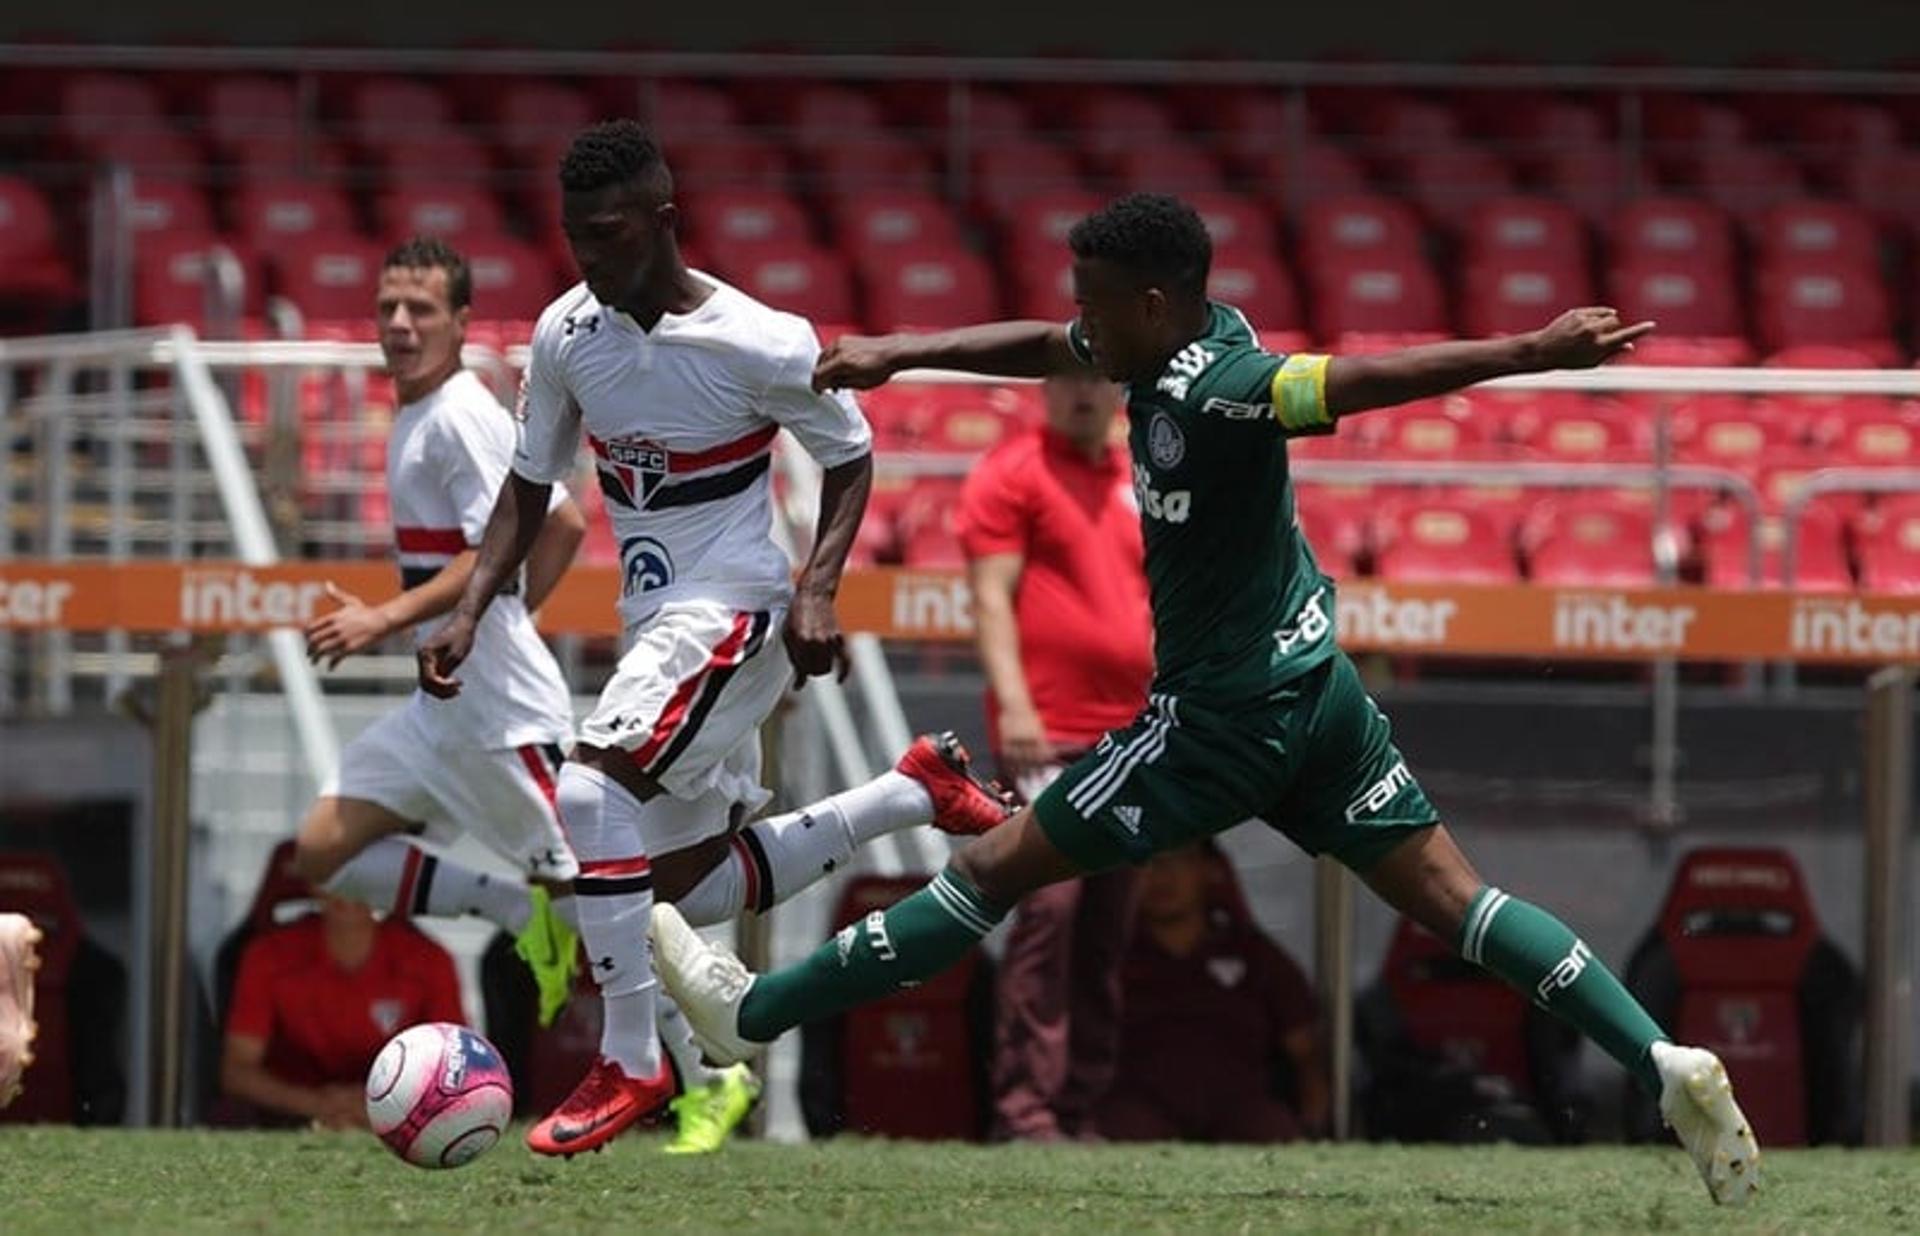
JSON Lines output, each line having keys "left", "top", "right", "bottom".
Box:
{"left": 813, "top": 321, "right": 1087, "bottom": 391}
{"left": 417, "top": 472, "right": 552, "bottom": 697}
{"left": 1323, "top": 307, "right": 1654, "bottom": 418}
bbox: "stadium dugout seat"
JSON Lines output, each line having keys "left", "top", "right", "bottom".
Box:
{"left": 802, "top": 135, "right": 941, "bottom": 196}
{"left": 1308, "top": 256, "right": 1448, "bottom": 340}
{"left": 1108, "top": 143, "right": 1227, "bottom": 194}
{"left": 662, "top": 135, "right": 793, "bottom": 194}
{"left": 376, "top": 182, "right": 504, "bottom": 243}
{"left": 460, "top": 235, "right": 558, "bottom": 322}
{"left": 1000, "top": 189, "right": 1103, "bottom": 265}
{"left": 0, "top": 177, "right": 75, "bottom": 304}
{"left": 1607, "top": 260, "right": 1746, "bottom": 352}
{"left": 1373, "top": 496, "right": 1520, "bottom": 584}
{"left": 1462, "top": 257, "right": 1596, "bottom": 338}
{"left": 970, "top": 142, "right": 1088, "bottom": 218}
{"left": 1463, "top": 196, "right": 1589, "bottom": 267}
{"left": 1207, "top": 249, "right": 1304, "bottom": 337}
{"left": 1610, "top": 198, "right": 1737, "bottom": 271}
{"left": 830, "top": 191, "right": 963, "bottom": 262}
{"left": 133, "top": 233, "right": 260, "bottom": 328}
{"left": 1393, "top": 143, "right": 1517, "bottom": 230}
{"left": 271, "top": 233, "right": 386, "bottom": 322}
{"left": 210, "top": 840, "right": 318, "bottom": 1025}
{"left": 229, "top": 180, "right": 356, "bottom": 248}
{"left": 1623, "top": 848, "right": 1861, "bottom": 1147}
{"left": 1697, "top": 502, "right": 1853, "bottom": 592}
{"left": 489, "top": 80, "right": 594, "bottom": 157}
{"left": 714, "top": 244, "right": 857, "bottom": 328}
{"left": 1296, "top": 194, "right": 1426, "bottom": 276}
{"left": 682, "top": 188, "right": 813, "bottom": 251}
{"left": 1523, "top": 495, "right": 1659, "bottom": 587}
{"left": 1856, "top": 495, "right": 1920, "bottom": 593}
{"left": 799, "top": 875, "right": 993, "bottom": 1140}
{"left": 858, "top": 244, "right": 1000, "bottom": 331}
{"left": 1753, "top": 200, "right": 1881, "bottom": 270}
{"left": 342, "top": 75, "right": 457, "bottom": 146}
{"left": 1754, "top": 262, "right": 1898, "bottom": 361}
{"left": 1357, "top": 917, "right": 1589, "bottom": 1145}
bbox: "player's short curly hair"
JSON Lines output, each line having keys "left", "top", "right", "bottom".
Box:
{"left": 559, "top": 119, "right": 672, "bottom": 199}
{"left": 382, "top": 236, "right": 471, "bottom": 310}
{"left": 1067, "top": 193, "right": 1212, "bottom": 299}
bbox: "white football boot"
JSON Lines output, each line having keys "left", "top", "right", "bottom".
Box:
{"left": 0, "top": 913, "right": 42, "bottom": 1109}
{"left": 1652, "top": 1041, "right": 1761, "bottom": 1206}
{"left": 649, "top": 904, "right": 759, "bottom": 1066}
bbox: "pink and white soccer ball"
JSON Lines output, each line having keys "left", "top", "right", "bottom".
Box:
{"left": 364, "top": 1022, "right": 513, "bottom": 1169}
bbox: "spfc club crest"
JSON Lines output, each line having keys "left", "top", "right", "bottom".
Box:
{"left": 597, "top": 437, "right": 670, "bottom": 510}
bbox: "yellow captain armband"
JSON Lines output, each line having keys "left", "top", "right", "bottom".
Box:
{"left": 1270, "top": 353, "right": 1333, "bottom": 432}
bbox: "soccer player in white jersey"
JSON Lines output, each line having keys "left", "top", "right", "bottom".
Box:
{"left": 418, "top": 122, "right": 1012, "bottom": 1157}
{"left": 288, "top": 238, "right": 588, "bottom": 1027}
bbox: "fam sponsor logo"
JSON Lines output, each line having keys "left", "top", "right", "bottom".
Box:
{"left": 1345, "top": 759, "right": 1413, "bottom": 823}
{"left": 1337, "top": 586, "right": 1459, "bottom": 648}
{"left": 1791, "top": 598, "right": 1920, "bottom": 659}
{"left": 0, "top": 576, "right": 77, "bottom": 626}
{"left": 180, "top": 569, "right": 328, "bottom": 627}
{"left": 1552, "top": 593, "right": 1697, "bottom": 653}
{"left": 1274, "top": 586, "right": 1332, "bottom": 656}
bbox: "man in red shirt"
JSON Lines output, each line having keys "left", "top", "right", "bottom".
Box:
{"left": 957, "top": 372, "right": 1153, "bottom": 1140}
{"left": 1094, "top": 842, "right": 1327, "bottom": 1143}
{"left": 221, "top": 893, "right": 464, "bottom": 1129}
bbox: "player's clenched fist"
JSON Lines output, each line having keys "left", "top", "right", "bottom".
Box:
{"left": 1527, "top": 307, "right": 1656, "bottom": 370}
{"left": 812, "top": 335, "right": 902, "bottom": 392}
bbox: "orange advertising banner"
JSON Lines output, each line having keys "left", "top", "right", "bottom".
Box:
{"left": 2, "top": 561, "right": 1919, "bottom": 665}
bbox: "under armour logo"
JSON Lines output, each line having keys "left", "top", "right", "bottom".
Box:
{"left": 822, "top": 859, "right": 837, "bottom": 874}
{"left": 563, "top": 313, "right": 599, "bottom": 336}
{"left": 595, "top": 955, "right": 616, "bottom": 972}
{"left": 800, "top": 812, "right": 815, "bottom": 829}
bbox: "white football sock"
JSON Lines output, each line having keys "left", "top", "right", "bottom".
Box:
{"left": 555, "top": 763, "right": 661, "bottom": 1079}
{"left": 659, "top": 993, "right": 725, "bottom": 1091}
{"left": 326, "top": 836, "right": 532, "bottom": 932}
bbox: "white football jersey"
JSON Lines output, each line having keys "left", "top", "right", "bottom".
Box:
{"left": 387, "top": 369, "right": 574, "bottom": 749}
{"left": 513, "top": 272, "right": 872, "bottom": 629}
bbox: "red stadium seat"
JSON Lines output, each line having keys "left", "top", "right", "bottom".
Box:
{"left": 1815, "top": 410, "right": 1919, "bottom": 468}
{"left": 1643, "top": 95, "right": 1749, "bottom": 146}
{"left": 1462, "top": 256, "right": 1595, "bottom": 338}
{"left": 272, "top": 233, "right": 385, "bottom": 321}
{"left": 491, "top": 80, "right": 594, "bottom": 156}
{"left": 682, "top": 188, "right": 812, "bottom": 250}
{"left": 802, "top": 135, "right": 941, "bottom": 196}
{"left": 1308, "top": 255, "right": 1448, "bottom": 339}
{"left": 134, "top": 233, "right": 260, "bottom": 327}
{"left": 81, "top": 126, "right": 207, "bottom": 177}
{"left": 1671, "top": 394, "right": 1796, "bottom": 465}
{"left": 1752, "top": 449, "right": 1838, "bottom": 518}
{"left": 1836, "top": 147, "right": 1920, "bottom": 230}
{"left": 1000, "top": 190, "right": 1103, "bottom": 265}
{"left": 362, "top": 130, "right": 496, "bottom": 183}
{"left": 665, "top": 135, "right": 793, "bottom": 193}
{"left": 376, "top": 183, "right": 503, "bottom": 243}
{"left": 1296, "top": 195, "right": 1425, "bottom": 276}
{"left": 914, "top": 385, "right": 1033, "bottom": 456}
{"left": 1347, "top": 94, "right": 1461, "bottom": 144}
{"left": 1180, "top": 191, "right": 1276, "bottom": 256}
{"left": 222, "top": 133, "right": 351, "bottom": 180}
{"left": 1753, "top": 200, "right": 1880, "bottom": 269}
{"left": 122, "top": 179, "right": 214, "bottom": 239}
{"left": 0, "top": 177, "right": 74, "bottom": 303}
{"left": 202, "top": 75, "right": 299, "bottom": 150}
{"left": 1108, "top": 143, "right": 1226, "bottom": 193}
{"left": 57, "top": 72, "right": 165, "bottom": 140}
{"left": 898, "top": 476, "right": 969, "bottom": 568}
{"left": 1524, "top": 495, "right": 1659, "bottom": 586}
{"left": 858, "top": 244, "right": 999, "bottom": 331}
{"left": 343, "top": 76, "right": 456, "bottom": 146}
{"left": 1856, "top": 496, "right": 1920, "bottom": 593}
{"left": 1698, "top": 503, "right": 1853, "bottom": 592}
{"left": 1070, "top": 88, "right": 1179, "bottom": 163}
{"left": 461, "top": 235, "right": 560, "bottom": 322}
{"left": 230, "top": 180, "right": 356, "bottom": 247}
{"left": 1667, "top": 145, "right": 1807, "bottom": 221}
{"left": 1243, "top": 144, "right": 1373, "bottom": 214}
{"left": 1503, "top": 394, "right": 1649, "bottom": 461}
{"left": 1755, "top": 261, "right": 1897, "bottom": 360}
{"left": 1374, "top": 496, "right": 1519, "bottom": 584}
{"left": 717, "top": 244, "right": 856, "bottom": 326}
{"left": 1361, "top": 397, "right": 1494, "bottom": 460}
{"left": 1204, "top": 90, "right": 1299, "bottom": 173}
{"left": 1608, "top": 259, "right": 1745, "bottom": 345}
{"left": 1484, "top": 97, "right": 1611, "bottom": 146}
{"left": 1610, "top": 198, "right": 1736, "bottom": 270}
{"left": 645, "top": 80, "right": 743, "bottom": 136}
{"left": 786, "top": 83, "right": 890, "bottom": 147}
{"left": 971, "top": 142, "right": 1087, "bottom": 217}
{"left": 1207, "top": 248, "right": 1302, "bottom": 334}
{"left": 1527, "top": 145, "right": 1646, "bottom": 223}
{"left": 830, "top": 191, "right": 963, "bottom": 261}
{"left": 1793, "top": 101, "right": 1902, "bottom": 186}
{"left": 1008, "top": 249, "right": 1077, "bottom": 322}
{"left": 1463, "top": 196, "right": 1588, "bottom": 266}
{"left": 1393, "top": 143, "right": 1517, "bottom": 230}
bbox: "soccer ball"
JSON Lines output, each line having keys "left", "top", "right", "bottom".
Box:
{"left": 364, "top": 1022, "right": 513, "bottom": 1169}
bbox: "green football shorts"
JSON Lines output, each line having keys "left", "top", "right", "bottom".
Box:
{"left": 1032, "top": 649, "right": 1440, "bottom": 875}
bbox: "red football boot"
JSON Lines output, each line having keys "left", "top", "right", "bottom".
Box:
{"left": 526, "top": 1055, "right": 675, "bottom": 1157}
{"left": 895, "top": 732, "right": 1016, "bottom": 836}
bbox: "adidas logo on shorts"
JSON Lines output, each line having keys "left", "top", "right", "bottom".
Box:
{"left": 1113, "top": 804, "right": 1144, "bottom": 835}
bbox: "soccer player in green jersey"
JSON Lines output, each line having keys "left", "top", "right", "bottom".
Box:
{"left": 652, "top": 194, "right": 1758, "bottom": 1205}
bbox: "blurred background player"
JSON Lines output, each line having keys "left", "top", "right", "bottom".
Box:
{"left": 288, "top": 237, "right": 586, "bottom": 1031}
{"left": 218, "top": 890, "right": 461, "bottom": 1130}
{"left": 958, "top": 372, "right": 1151, "bottom": 1142}
{"left": 419, "top": 121, "right": 1012, "bottom": 1157}
{"left": 654, "top": 194, "right": 1760, "bottom": 1208}
{"left": 1093, "top": 842, "right": 1326, "bottom": 1144}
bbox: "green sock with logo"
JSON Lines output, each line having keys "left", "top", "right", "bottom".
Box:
{"left": 738, "top": 867, "right": 1007, "bottom": 1042}
{"left": 1458, "top": 886, "right": 1667, "bottom": 1095}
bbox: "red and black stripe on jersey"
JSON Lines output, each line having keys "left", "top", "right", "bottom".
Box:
{"left": 588, "top": 423, "right": 779, "bottom": 512}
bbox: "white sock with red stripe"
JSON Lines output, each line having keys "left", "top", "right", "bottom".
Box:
{"left": 326, "top": 837, "right": 533, "bottom": 932}
{"left": 659, "top": 993, "right": 725, "bottom": 1091}
{"left": 674, "top": 772, "right": 934, "bottom": 925}
{"left": 556, "top": 763, "right": 662, "bottom": 1079}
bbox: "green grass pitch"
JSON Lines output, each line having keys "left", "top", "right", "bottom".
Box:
{"left": 4, "top": 1128, "right": 1912, "bottom": 1234}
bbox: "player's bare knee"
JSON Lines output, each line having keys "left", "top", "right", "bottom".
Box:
{"left": 569, "top": 744, "right": 661, "bottom": 803}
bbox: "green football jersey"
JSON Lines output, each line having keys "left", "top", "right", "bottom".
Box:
{"left": 1067, "top": 302, "right": 1340, "bottom": 702}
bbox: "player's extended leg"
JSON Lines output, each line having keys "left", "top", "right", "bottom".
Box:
{"left": 652, "top": 803, "right": 1082, "bottom": 1064}
{"left": 667, "top": 733, "right": 1013, "bottom": 926}
{"left": 1363, "top": 824, "right": 1759, "bottom": 1205}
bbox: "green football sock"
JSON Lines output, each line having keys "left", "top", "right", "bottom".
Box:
{"left": 1459, "top": 886, "right": 1667, "bottom": 1095}
{"left": 739, "top": 867, "right": 1007, "bottom": 1042}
